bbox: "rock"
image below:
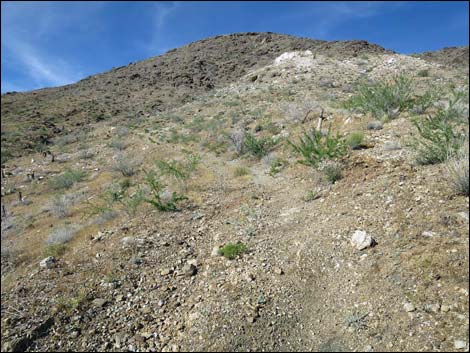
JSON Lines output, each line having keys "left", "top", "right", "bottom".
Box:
{"left": 424, "top": 303, "right": 440, "bottom": 313}
{"left": 130, "top": 256, "right": 143, "bottom": 265}
{"left": 92, "top": 298, "right": 107, "bottom": 308}
{"left": 350, "top": 230, "right": 375, "bottom": 250}
{"left": 211, "top": 246, "right": 221, "bottom": 257}
{"left": 454, "top": 340, "right": 467, "bottom": 350}
{"left": 363, "top": 345, "right": 373, "bottom": 352}
{"left": 274, "top": 267, "right": 284, "bottom": 275}
{"left": 404, "top": 303, "right": 416, "bottom": 312}
{"left": 121, "top": 236, "right": 145, "bottom": 248}
{"left": 160, "top": 268, "right": 172, "bottom": 276}
{"left": 180, "top": 263, "right": 197, "bottom": 277}
{"left": 440, "top": 304, "right": 450, "bottom": 312}
{"left": 422, "top": 231, "right": 436, "bottom": 237}
{"left": 40, "top": 256, "right": 56, "bottom": 269}
{"left": 366, "top": 121, "right": 383, "bottom": 130}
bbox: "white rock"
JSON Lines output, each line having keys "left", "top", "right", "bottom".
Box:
{"left": 454, "top": 340, "right": 467, "bottom": 350}
{"left": 350, "top": 230, "right": 375, "bottom": 250}
{"left": 404, "top": 303, "right": 415, "bottom": 312}
{"left": 40, "top": 256, "right": 56, "bottom": 269}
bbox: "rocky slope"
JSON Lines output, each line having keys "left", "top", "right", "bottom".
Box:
{"left": 416, "top": 46, "right": 469, "bottom": 70}
{"left": 1, "top": 33, "right": 469, "bottom": 352}
{"left": 1, "top": 32, "right": 391, "bottom": 159}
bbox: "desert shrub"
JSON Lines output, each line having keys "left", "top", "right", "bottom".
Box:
{"left": 155, "top": 154, "right": 200, "bottom": 189}
{"left": 343, "top": 75, "right": 413, "bottom": 121}
{"left": 115, "top": 126, "right": 130, "bottom": 137}
{"left": 411, "top": 111, "right": 464, "bottom": 165}
{"left": 346, "top": 131, "right": 364, "bottom": 150}
{"left": 410, "top": 88, "right": 440, "bottom": 114}
{"left": 108, "top": 138, "right": 127, "bottom": 150}
{"left": 287, "top": 128, "right": 346, "bottom": 168}
{"left": 320, "top": 161, "right": 343, "bottom": 184}
{"left": 46, "top": 225, "right": 79, "bottom": 245}
{"left": 446, "top": 140, "right": 469, "bottom": 196}
{"left": 218, "top": 242, "right": 247, "bottom": 259}
{"left": 436, "top": 86, "right": 469, "bottom": 123}
{"left": 282, "top": 100, "right": 319, "bottom": 122}
{"left": 113, "top": 153, "right": 140, "bottom": 177}
{"left": 78, "top": 149, "right": 94, "bottom": 159}
{"left": 234, "top": 166, "right": 249, "bottom": 177}
{"left": 269, "top": 158, "right": 287, "bottom": 176}
{"left": 142, "top": 171, "right": 187, "bottom": 212}
{"left": 49, "top": 195, "right": 74, "bottom": 218}
{"left": 43, "top": 243, "right": 67, "bottom": 257}
{"left": 230, "top": 130, "right": 245, "bottom": 155}
{"left": 417, "top": 69, "right": 429, "bottom": 77}
{"left": 54, "top": 133, "right": 79, "bottom": 147}
{"left": 49, "top": 169, "right": 86, "bottom": 190}
{"left": 243, "top": 133, "right": 278, "bottom": 158}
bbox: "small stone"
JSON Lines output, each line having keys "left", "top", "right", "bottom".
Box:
{"left": 40, "top": 256, "right": 56, "bottom": 269}
{"left": 181, "top": 263, "right": 197, "bottom": 277}
{"left": 424, "top": 303, "right": 440, "bottom": 313}
{"left": 160, "top": 268, "right": 172, "bottom": 276}
{"left": 92, "top": 298, "right": 107, "bottom": 308}
{"left": 247, "top": 316, "right": 256, "bottom": 323}
{"left": 274, "top": 267, "right": 284, "bottom": 275}
{"left": 366, "top": 121, "right": 383, "bottom": 130}
{"left": 440, "top": 304, "right": 450, "bottom": 312}
{"left": 70, "top": 330, "right": 80, "bottom": 338}
{"left": 363, "top": 344, "right": 373, "bottom": 352}
{"left": 350, "top": 230, "right": 375, "bottom": 250}
{"left": 404, "top": 303, "right": 415, "bottom": 312}
{"left": 211, "top": 246, "right": 221, "bottom": 257}
{"left": 454, "top": 340, "right": 467, "bottom": 350}
{"left": 130, "top": 256, "right": 143, "bottom": 265}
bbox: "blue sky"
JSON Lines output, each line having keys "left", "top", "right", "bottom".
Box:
{"left": 1, "top": 1, "right": 468, "bottom": 93}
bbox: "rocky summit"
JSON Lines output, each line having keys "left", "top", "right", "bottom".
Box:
{"left": 1, "top": 32, "right": 469, "bottom": 352}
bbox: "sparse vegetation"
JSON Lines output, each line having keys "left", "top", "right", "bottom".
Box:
{"left": 244, "top": 133, "right": 279, "bottom": 158}
{"left": 411, "top": 109, "right": 465, "bottom": 165}
{"left": 288, "top": 128, "right": 346, "bottom": 168}
{"left": 417, "top": 69, "right": 430, "bottom": 77}
{"left": 446, "top": 140, "right": 469, "bottom": 195}
{"left": 346, "top": 131, "right": 364, "bottom": 150}
{"left": 109, "top": 138, "right": 128, "bottom": 150}
{"left": 45, "top": 225, "right": 79, "bottom": 245}
{"left": 43, "top": 243, "right": 68, "bottom": 257}
{"left": 49, "top": 169, "right": 86, "bottom": 190}
{"left": 218, "top": 242, "right": 247, "bottom": 259}
{"left": 321, "top": 161, "right": 343, "bottom": 184}
{"left": 343, "top": 75, "right": 413, "bottom": 121}
{"left": 113, "top": 153, "right": 140, "bottom": 176}
{"left": 234, "top": 166, "right": 249, "bottom": 177}
{"left": 49, "top": 195, "right": 73, "bottom": 218}
{"left": 142, "top": 170, "right": 187, "bottom": 211}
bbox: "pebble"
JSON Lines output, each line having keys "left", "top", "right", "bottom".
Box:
{"left": 160, "top": 268, "right": 172, "bottom": 276}
{"left": 92, "top": 298, "right": 107, "bottom": 308}
{"left": 350, "top": 230, "right": 375, "bottom": 250}
{"left": 424, "top": 303, "right": 440, "bottom": 313}
{"left": 40, "top": 256, "right": 56, "bottom": 269}
{"left": 404, "top": 303, "right": 416, "bottom": 312}
{"left": 274, "top": 267, "right": 284, "bottom": 275}
{"left": 454, "top": 340, "right": 467, "bottom": 350}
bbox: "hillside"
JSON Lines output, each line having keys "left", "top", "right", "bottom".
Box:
{"left": 416, "top": 46, "right": 469, "bottom": 70}
{"left": 1, "top": 32, "right": 391, "bottom": 160}
{"left": 1, "top": 33, "right": 469, "bottom": 352}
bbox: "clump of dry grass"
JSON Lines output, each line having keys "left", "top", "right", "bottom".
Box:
{"left": 446, "top": 139, "right": 469, "bottom": 196}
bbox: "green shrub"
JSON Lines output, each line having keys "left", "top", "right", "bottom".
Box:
{"left": 411, "top": 111, "right": 464, "bottom": 165}
{"left": 321, "top": 161, "right": 343, "bottom": 184}
{"left": 346, "top": 131, "right": 364, "bottom": 150}
{"left": 155, "top": 154, "right": 200, "bottom": 189}
{"left": 417, "top": 69, "right": 429, "bottom": 77}
{"left": 218, "top": 242, "right": 247, "bottom": 259}
{"left": 113, "top": 153, "right": 140, "bottom": 177}
{"left": 287, "top": 129, "right": 347, "bottom": 168}
{"left": 108, "top": 138, "right": 128, "bottom": 150}
{"left": 49, "top": 169, "right": 86, "bottom": 190}
{"left": 411, "top": 86, "right": 441, "bottom": 114}
{"left": 142, "top": 171, "right": 187, "bottom": 212}
{"left": 234, "top": 166, "right": 249, "bottom": 177}
{"left": 43, "top": 243, "right": 68, "bottom": 257}
{"left": 343, "top": 75, "right": 413, "bottom": 121}
{"left": 244, "top": 133, "right": 278, "bottom": 158}
{"left": 269, "top": 158, "right": 287, "bottom": 176}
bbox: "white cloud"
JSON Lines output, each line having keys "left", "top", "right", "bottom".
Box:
{"left": 1, "top": 1, "right": 102, "bottom": 91}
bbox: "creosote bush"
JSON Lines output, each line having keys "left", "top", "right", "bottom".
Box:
{"left": 446, "top": 140, "right": 469, "bottom": 196}
{"left": 346, "top": 131, "right": 364, "bottom": 150}
{"left": 49, "top": 169, "right": 86, "bottom": 190}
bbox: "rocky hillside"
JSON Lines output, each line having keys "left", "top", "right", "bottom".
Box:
{"left": 1, "top": 32, "right": 391, "bottom": 160}
{"left": 416, "top": 46, "right": 469, "bottom": 69}
{"left": 1, "top": 33, "right": 469, "bottom": 352}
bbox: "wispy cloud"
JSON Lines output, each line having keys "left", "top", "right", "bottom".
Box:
{"left": 277, "top": 1, "right": 408, "bottom": 38}
{"left": 142, "top": 1, "right": 181, "bottom": 55}
{"left": 1, "top": 1, "right": 103, "bottom": 92}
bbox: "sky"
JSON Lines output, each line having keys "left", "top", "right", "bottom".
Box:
{"left": 1, "top": 1, "right": 469, "bottom": 93}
